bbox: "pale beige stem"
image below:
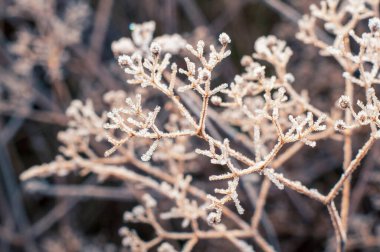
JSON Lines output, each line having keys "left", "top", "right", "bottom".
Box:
{"left": 251, "top": 178, "right": 271, "bottom": 229}
{"left": 326, "top": 135, "right": 376, "bottom": 204}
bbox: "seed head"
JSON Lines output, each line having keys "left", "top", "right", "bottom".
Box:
{"left": 284, "top": 73, "right": 295, "bottom": 83}
{"left": 211, "top": 96, "right": 222, "bottom": 105}
{"left": 118, "top": 55, "right": 130, "bottom": 67}
{"left": 207, "top": 211, "right": 221, "bottom": 225}
{"left": 334, "top": 120, "right": 347, "bottom": 131}
{"left": 369, "top": 17, "right": 380, "bottom": 33}
{"left": 219, "top": 33, "right": 231, "bottom": 46}
{"left": 357, "top": 111, "right": 369, "bottom": 125}
{"left": 240, "top": 55, "right": 252, "bottom": 66}
{"left": 199, "top": 68, "right": 211, "bottom": 82}
{"left": 337, "top": 95, "right": 351, "bottom": 109}
{"left": 150, "top": 42, "right": 161, "bottom": 56}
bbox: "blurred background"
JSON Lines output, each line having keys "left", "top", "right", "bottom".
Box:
{"left": 0, "top": 0, "right": 379, "bottom": 251}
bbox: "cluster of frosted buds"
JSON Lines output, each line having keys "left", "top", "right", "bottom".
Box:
{"left": 196, "top": 139, "right": 245, "bottom": 223}
{"left": 210, "top": 82, "right": 242, "bottom": 107}
{"left": 119, "top": 227, "right": 146, "bottom": 250}
{"left": 111, "top": 37, "right": 135, "bottom": 56}
{"left": 265, "top": 86, "right": 288, "bottom": 112}
{"left": 117, "top": 40, "right": 184, "bottom": 107}
{"left": 354, "top": 17, "right": 380, "bottom": 47}
{"left": 240, "top": 55, "right": 266, "bottom": 80}
{"left": 123, "top": 194, "right": 157, "bottom": 224}
{"left": 57, "top": 129, "right": 91, "bottom": 158}
{"left": 104, "top": 94, "right": 161, "bottom": 159}
{"left": 344, "top": 0, "right": 375, "bottom": 16}
{"left": 297, "top": 0, "right": 378, "bottom": 59}
{"left": 178, "top": 66, "right": 228, "bottom": 96}
{"left": 103, "top": 90, "right": 129, "bottom": 108}
{"left": 160, "top": 198, "right": 203, "bottom": 228}
{"left": 54, "top": 100, "right": 108, "bottom": 161}
{"left": 211, "top": 57, "right": 267, "bottom": 108}
{"left": 206, "top": 209, "right": 222, "bottom": 225}
{"left": 249, "top": 85, "right": 289, "bottom": 123}
{"left": 178, "top": 33, "right": 231, "bottom": 95}
{"left": 159, "top": 175, "right": 205, "bottom": 228}
{"left": 123, "top": 205, "right": 148, "bottom": 223}
{"left": 131, "top": 21, "right": 156, "bottom": 48}
{"left": 282, "top": 112, "right": 327, "bottom": 147}
{"left": 111, "top": 21, "right": 186, "bottom": 57}
{"left": 142, "top": 193, "right": 157, "bottom": 208}
{"left": 65, "top": 99, "right": 107, "bottom": 142}
{"left": 335, "top": 88, "right": 380, "bottom": 132}
{"left": 307, "top": 0, "right": 373, "bottom": 33}
{"left": 308, "top": 0, "right": 339, "bottom": 20}
{"left": 253, "top": 35, "right": 293, "bottom": 68}
{"left": 117, "top": 43, "right": 173, "bottom": 92}
{"left": 296, "top": 14, "right": 317, "bottom": 44}
{"left": 112, "top": 21, "right": 186, "bottom": 56}
{"left": 207, "top": 177, "right": 243, "bottom": 225}
{"left": 7, "top": 0, "right": 90, "bottom": 79}
{"left": 346, "top": 17, "right": 380, "bottom": 67}
{"left": 195, "top": 139, "right": 229, "bottom": 165}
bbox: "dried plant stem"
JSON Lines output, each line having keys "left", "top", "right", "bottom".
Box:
{"left": 325, "top": 135, "right": 376, "bottom": 204}
{"left": 238, "top": 141, "right": 285, "bottom": 175}
{"left": 251, "top": 178, "right": 271, "bottom": 229}
{"left": 182, "top": 237, "right": 198, "bottom": 252}
{"left": 327, "top": 202, "right": 346, "bottom": 252}
{"left": 197, "top": 96, "right": 209, "bottom": 135}
{"left": 341, "top": 77, "right": 354, "bottom": 233}
{"left": 50, "top": 74, "right": 71, "bottom": 107}
{"left": 145, "top": 237, "right": 163, "bottom": 250}
{"left": 89, "top": 0, "right": 114, "bottom": 60}
{"left": 159, "top": 229, "right": 261, "bottom": 240}
{"left": 274, "top": 173, "right": 326, "bottom": 202}
{"left": 197, "top": 81, "right": 211, "bottom": 135}
{"left": 0, "top": 108, "right": 68, "bottom": 126}
{"left": 98, "top": 152, "right": 275, "bottom": 251}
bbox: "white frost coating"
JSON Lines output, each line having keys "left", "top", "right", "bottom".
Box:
{"left": 262, "top": 168, "right": 284, "bottom": 190}
{"left": 141, "top": 140, "right": 159, "bottom": 161}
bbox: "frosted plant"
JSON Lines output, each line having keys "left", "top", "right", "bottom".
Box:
{"left": 7, "top": 0, "right": 90, "bottom": 79}
{"left": 111, "top": 21, "right": 186, "bottom": 57}
{"left": 0, "top": 69, "right": 33, "bottom": 112}
{"left": 20, "top": 1, "right": 380, "bottom": 251}
{"left": 0, "top": 0, "right": 91, "bottom": 124}
{"left": 297, "top": 0, "right": 380, "bottom": 250}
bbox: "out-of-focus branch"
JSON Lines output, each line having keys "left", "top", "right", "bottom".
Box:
{"left": 89, "top": 0, "right": 114, "bottom": 61}
{"left": 23, "top": 180, "right": 134, "bottom": 201}
{"left": 0, "top": 145, "right": 38, "bottom": 252}
{"left": 259, "top": 0, "right": 333, "bottom": 43}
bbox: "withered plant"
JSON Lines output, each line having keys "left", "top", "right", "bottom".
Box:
{"left": 18, "top": 0, "right": 380, "bottom": 251}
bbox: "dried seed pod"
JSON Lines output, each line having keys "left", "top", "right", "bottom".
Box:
{"left": 337, "top": 95, "right": 351, "bottom": 109}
